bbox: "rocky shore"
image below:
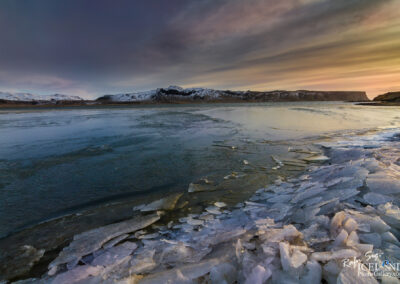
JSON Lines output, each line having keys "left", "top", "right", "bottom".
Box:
{"left": 8, "top": 128, "right": 400, "bottom": 284}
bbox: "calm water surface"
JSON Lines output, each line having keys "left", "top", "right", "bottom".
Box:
{"left": 1, "top": 102, "right": 400, "bottom": 237}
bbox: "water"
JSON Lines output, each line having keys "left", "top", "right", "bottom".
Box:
{"left": 0, "top": 102, "right": 400, "bottom": 239}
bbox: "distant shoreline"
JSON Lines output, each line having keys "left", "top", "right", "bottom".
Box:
{"left": 0, "top": 99, "right": 370, "bottom": 109}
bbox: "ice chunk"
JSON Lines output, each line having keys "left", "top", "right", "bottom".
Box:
{"left": 359, "top": 233, "right": 382, "bottom": 248}
{"left": 49, "top": 213, "right": 160, "bottom": 270}
{"left": 279, "top": 242, "right": 307, "bottom": 276}
{"left": 343, "top": 218, "right": 358, "bottom": 234}
{"left": 300, "top": 260, "right": 321, "bottom": 284}
{"left": 188, "top": 182, "right": 214, "bottom": 193}
{"left": 367, "top": 176, "right": 400, "bottom": 195}
{"left": 382, "top": 232, "right": 400, "bottom": 245}
{"left": 129, "top": 249, "right": 157, "bottom": 274}
{"left": 214, "top": 202, "right": 227, "bottom": 208}
{"left": 347, "top": 211, "right": 390, "bottom": 233}
{"left": 159, "top": 243, "right": 211, "bottom": 265}
{"left": 205, "top": 206, "right": 222, "bottom": 215}
{"left": 311, "top": 249, "right": 359, "bottom": 262}
{"left": 363, "top": 193, "right": 393, "bottom": 205}
{"left": 331, "top": 229, "right": 348, "bottom": 248}
{"left": 244, "top": 265, "right": 271, "bottom": 284}
{"left": 141, "top": 193, "right": 183, "bottom": 211}
{"left": 91, "top": 242, "right": 137, "bottom": 267}
{"left": 138, "top": 257, "right": 227, "bottom": 284}
{"left": 291, "top": 183, "right": 326, "bottom": 203}
{"left": 51, "top": 265, "right": 102, "bottom": 284}
{"left": 268, "top": 194, "right": 292, "bottom": 203}
{"left": 138, "top": 233, "right": 160, "bottom": 240}
{"left": 210, "top": 263, "right": 237, "bottom": 284}
{"left": 9, "top": 245, "right": 45, "bottom": 279}
{"left": 303, "top": 155, "right": 329, "bottom": 162}
{"left": 337, "top": 265, "right": 378, "bottom": 284}
{"left": 102, "top": 234, "right": 129, "bottom": 249}
{"left": 330, "top": 211, "right": 346, "bottom": 237}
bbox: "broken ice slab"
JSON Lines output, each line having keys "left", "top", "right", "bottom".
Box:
{"left": 48, "top": 213, "right": 160, "bottom": 271}
{"left": 102, "top": 234, "right": 129, "bottom": 249}
{"left": 279, "top": 242, "right": 307, "bottom": 276}
{"left": 299, "top": 260, "right": 321, "bottom": 284}
{"left": 205, "top": 206, "right": 222, "bottom": 215}
{"left": 337, "top": 265, "right": 378, "bottom": 284}
{"left": 367, "top": 174, "right": 400, "bottom": 194}
{"left": 362, "top": 192, "right": 393, "bottom": 205}
{"left": 291, "top": 183, "right": 327, "bottom": 203}
{"left": 91, "top": 242, "right": 137, "bottom": 267}
{"left": 137, "top": 257, "right": 230, "bottom": 284}
{"left": 214, "top": 202, "right": 227, "bottom": 208}
{"left": 188, "top": 182, "right": 215, "bottom": 193}
{"left": 141, "top": 193, "right": 183, "bottom": 211}
{"left": 159, "top": 242, "right": 211, "bottom": 265}
{"left": 311, "top": 249, "right": 360, "bottom": 262}
{"left": 50, "top": 265, "right": 103, "bottom": 284}
{"left": 244, "top": 265, "right": 272, "bottom": 284}
{"left": 302, "top": 155, "right": 329, "bottom": 162}
{"left": 271, "top": 155, "right": 284, "bottom": 167}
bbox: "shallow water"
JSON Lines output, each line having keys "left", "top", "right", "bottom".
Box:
{"left": 0, "top": 102, "right": 399, "bottom": 238}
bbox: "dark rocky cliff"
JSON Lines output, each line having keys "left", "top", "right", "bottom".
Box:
{"left": 373, "top": 92, "right": 400, "bottom": 102}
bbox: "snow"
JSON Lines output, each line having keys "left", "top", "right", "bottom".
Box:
{"left": 0, "top": 91, "right": 83, "bottom": 101}
{"left": 101, "top": 86, "right": 228, "bottom": 102}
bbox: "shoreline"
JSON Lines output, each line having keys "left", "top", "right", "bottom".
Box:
{"left": 0, "top": 100, "right": 370, "bottom": 109}
{"left": 4, "top": 127, "right": 400, "bottom": 283}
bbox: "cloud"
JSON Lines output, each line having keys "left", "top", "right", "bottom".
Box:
{"left": 0, "top": 0, "right": 398, "bottom": 98}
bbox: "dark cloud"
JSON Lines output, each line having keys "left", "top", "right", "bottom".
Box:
{"left": 0, "top": 0, "right": 398, "bottom": 98}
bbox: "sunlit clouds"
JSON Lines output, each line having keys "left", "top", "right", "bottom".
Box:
{"left": 0, "top": 0, "right": 399, "bottom": 98}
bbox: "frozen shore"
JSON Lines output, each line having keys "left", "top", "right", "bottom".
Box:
{"left": 9, "top": 128, "right": 400, "bottom": 284}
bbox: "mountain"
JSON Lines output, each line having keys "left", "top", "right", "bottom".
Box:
{"left": 0, "top": 92, "right": 83, "bottom": 102}
{"left": 373, "top": 92, "right": 400, "bottom": 102}
{"left": 97, "top": 86, "right": 369, "bottom": 103}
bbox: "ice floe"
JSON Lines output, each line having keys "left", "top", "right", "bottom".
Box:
{"left": 22, "top": 129, "right": 400, "bottom": 283}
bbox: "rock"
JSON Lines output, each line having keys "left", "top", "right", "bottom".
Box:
{"left": 141, "top": 193, "right": 183, "bottom": 211}
{"left": 2, "top": 246, "right": 44, "bottom": 281}
{"left": 48, "top": 213, "right": 160, "bottom": 270}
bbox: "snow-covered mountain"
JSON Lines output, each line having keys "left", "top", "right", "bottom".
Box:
{"left": 97, "top": 86, "right": 224, "bottom": 102}
{"left": 97, "top": 85, "right": 369, "bottom": 103}
{"left": 0, "top": 92, "right": 83, "bottom": 102}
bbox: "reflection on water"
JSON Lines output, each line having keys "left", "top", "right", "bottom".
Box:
{"left": 0, "top": 102, "right": 400, "bottom": 238}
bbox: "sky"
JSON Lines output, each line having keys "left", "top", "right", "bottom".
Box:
{"left": 0, "top": 0, "right": 399, "bottom": 99}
